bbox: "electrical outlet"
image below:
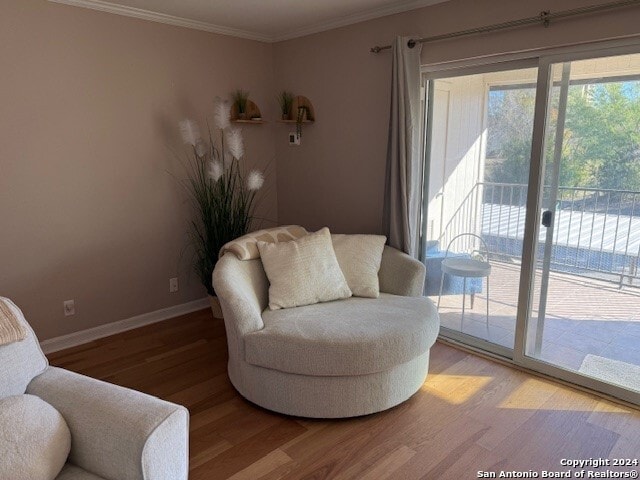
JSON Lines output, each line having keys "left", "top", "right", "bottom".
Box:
{"left": 288, "top": 132, "right": 301, "bottom": 145}
{"left": 63, "top": 300, "right": 75, "bottom": 316}
{"left": 169, "top": 277, "right": 179, "bottom": 293}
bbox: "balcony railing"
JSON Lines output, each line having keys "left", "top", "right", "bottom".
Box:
{"left": 436, "top": 182, "right": 640, "bottom": 287}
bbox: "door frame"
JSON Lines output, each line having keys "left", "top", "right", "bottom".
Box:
{"left": 515, "top": 44, "right": 640, "bottom": 405}
{"left": 422, "top": 58, "right": 538, "bottom": 360}
{"left": 422, "top": 39, "right": 640, "bottom": 406}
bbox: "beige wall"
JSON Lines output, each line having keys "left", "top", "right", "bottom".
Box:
{"left": 0, "top": 1, "right": 276, "bottom": 340}
{"left": 3, "top": 0, "right": 640, "bottom": 341}
{"left": 272, "top": 0, "right": 640, "bottom": 234}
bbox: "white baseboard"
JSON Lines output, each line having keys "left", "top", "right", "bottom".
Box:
{"left": 40, "top": 297, "right": 209, "bottom": 354}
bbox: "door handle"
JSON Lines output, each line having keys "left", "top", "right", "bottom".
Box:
{"left": 542, "top": 210, "right": 553, "bottom": 228}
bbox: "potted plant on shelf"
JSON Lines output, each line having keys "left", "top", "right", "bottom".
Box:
{"left": 232, "top": 89, "right": 250, "bottom": 120}
{"left": 176, "top": 98, "right": 264, "bottom": 318}
{"left": 277, "top": 90, "right": 294, "bottom": 120}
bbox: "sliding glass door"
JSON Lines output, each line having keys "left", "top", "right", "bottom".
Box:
{"left": 423, "top": 62, "right": 539, "bottom": 354}
{"left": 423, "top": 45, "right": 640, "bottom": 404}
{"left": 525, "top": 53, "right": 640, "bottom": 396}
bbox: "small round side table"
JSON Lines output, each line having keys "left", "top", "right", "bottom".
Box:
{"left": 436, "top": 234, "right": 491, "bottom": 327}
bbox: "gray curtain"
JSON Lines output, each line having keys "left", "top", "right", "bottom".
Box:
{"left": 383, "top": 36, "right": 423, "bottom": 256}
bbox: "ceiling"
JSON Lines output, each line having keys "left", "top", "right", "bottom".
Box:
{"left": 50, "top": 0, "right": 448, "bottom": 42}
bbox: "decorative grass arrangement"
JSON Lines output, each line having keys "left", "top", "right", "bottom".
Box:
{"left": 277, "top": 90, "right": 294, "bottom": 119}
{"left": 177, "top": 98, "right": 264, "bottom": 296}
{"left": 232, "top": 89, "right": 250, "bottom": 117}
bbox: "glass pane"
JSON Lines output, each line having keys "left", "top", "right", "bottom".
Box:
{"left": 526, "top": 53, "right": 640, "bottom": 394}
{"left": 424, "top": 66, "right": 538, "bottom": 350}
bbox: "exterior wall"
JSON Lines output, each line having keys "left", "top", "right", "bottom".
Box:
{"left": 436, "top": 75, "right": 486, "bottom": 249}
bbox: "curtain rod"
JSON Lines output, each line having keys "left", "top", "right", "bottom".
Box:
{"left": 370, "top": 0, "right": 640, "bottom": 53}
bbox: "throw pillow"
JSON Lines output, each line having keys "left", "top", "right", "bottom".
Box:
{"left": 332, "top": 234, "right": 386, "bottom": 298}
{"left": 257, "top": 227, "right": 352, "bottom": 310}
{"left": 0, "top": 394, "right": 71, "bottom": 480}
{"left": 0, "top": 297, "right": 27, "bottom": 346}
{"left": 0, "top": 298, "right": 48, "bottom": 398}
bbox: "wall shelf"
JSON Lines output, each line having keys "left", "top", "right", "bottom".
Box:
{"left": 230, "top": 99, "right": 264, "bottom": 124}
{"left": 278, "top": 119, "right": 314, "bottom": 124}
{"left": 280, "top": 95, "right": 315, "bottom": 123}
{"left": 233, "top": 119, "right": 265, "bottom": 124}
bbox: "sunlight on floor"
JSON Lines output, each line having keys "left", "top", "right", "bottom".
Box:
{"left": 422, "top": 374, "right": 494, "bottom": 404}
{"left": 497, "top": 378, "right": 634, "bottom": 412}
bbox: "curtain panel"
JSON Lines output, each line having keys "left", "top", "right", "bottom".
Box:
{"left": 383, "top": 36, "right": 423, "bottom": 257}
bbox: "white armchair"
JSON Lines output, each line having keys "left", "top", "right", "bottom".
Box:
{"left": 213, "top": 244, "right": 440, "bottom": 418}
{"left": 0, "top": 298, "right": 189, "bottom": 480}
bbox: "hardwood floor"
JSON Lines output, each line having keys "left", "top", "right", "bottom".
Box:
{"left": 48, "top": 309, "right": 640, "bottom": 480}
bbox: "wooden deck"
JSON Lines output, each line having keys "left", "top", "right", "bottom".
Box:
{"left": 434, "top": 261, "right": 640, "bottom": 377}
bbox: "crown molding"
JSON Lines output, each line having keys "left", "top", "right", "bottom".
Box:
{"left": 48, "top": 0, "right": 273, "bottom": 42}
{"left": 49, "top": 0, "right": 447, "bottom": 43}
{"left": 270, "top": 0, "right": 448, "bottom": 42}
